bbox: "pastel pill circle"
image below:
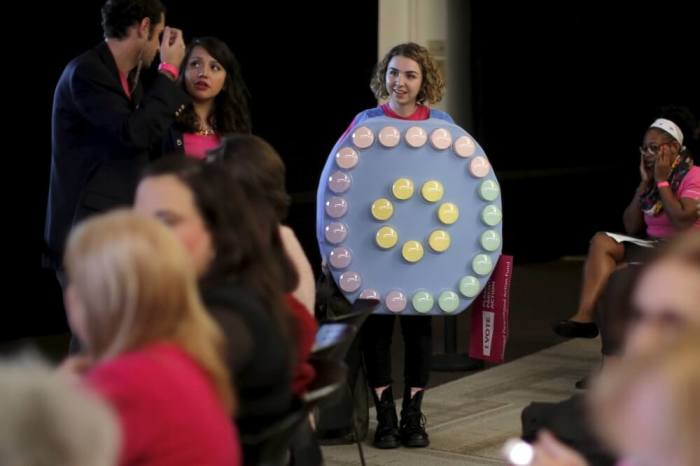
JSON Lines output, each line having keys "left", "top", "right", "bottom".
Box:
{"left": 329, "top": 247, "right": 352, "bottom": 269}
{"left": 378, "top": 126, "right": 401, "bottom": 147}
{"left": 402, "top": 240, "right": 424, "bottom": 263}
{"left": 392, "top": 178, "right": 414, "bottom": 200}
{"left": 324, "top": 222, "right": 348, "bottom": 244}
{"left": 375, "top": 226, "right": 399, "bottom": 249}
{"left": 437, "top": 202, "right": 459, "bottom": 224}
{"left": 412, "top": 291, "right": 434, "bottom": 313}
{"left": 479, "top": 179, "right": 500, "bottom": 201}
{"left": 428, "top": 230, "right": 451, "bottom": 252}
{"left": 454, "top": 136, "right": 476, "bottom": 158}
{"left": 352, "top": 126, "right": 374, "bottom": 149}
{"left": 481, "top": 230, "right": 501, "bottom": 252}
{"left": 430, "top": 128, "right": 452, "bottom": 150}
{"left": 459, "top": 276, "right": 481, "bottom": 298}
{"left": 328, "top": 171, "right": 352, "bottom": 194}
{"left": 405, "top": 126, "right": 428, "bottom": 147}
{"left": 438, "top": 291, "right": 460, "bottom": 313}
{"left": 371, "top": 198, "right": 394, "bottom": 221}
{"left": 481, "top": 205, "right": 503, "bottom": 226}
{"left": 472, "top": 254, "right": 494, "bottom": 276}
{"left": 360, "top": 288, "right": 381, "bottom": 300}
{"left": 421, "top": 180, "right": 444, "bottom": 203}
{"left": 469, "top": 156, "right": 491, "bottom": 177}
{"left": 325, "top": 197, "right": 348, "bottom": 218}
{"left": 385, "top": 290, "right": 407, "bottom": 313}
{"left": 335, "top": 147, "right": 359, "bottom": 169}
{"left": 339, "top": 271, "right": 362, "bottom": 292}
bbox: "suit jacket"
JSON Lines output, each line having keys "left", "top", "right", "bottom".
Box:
{"left": 161, "top": 125, "right": 186, "bottom": 156}
{"left": 44, "top": 42, "right": 189, "bottom": 269}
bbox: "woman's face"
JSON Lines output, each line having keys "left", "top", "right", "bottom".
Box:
{"left": 625, "top": 259, "right": 700, "bottom": 355}
{"left": 640, "top": 128, "right": 675, "bottom": 168}
{"left": 616, "top": 374, "right": 681, "bottom": 466}
{"left": 184, "top": 46, "right": 227, "bottom": 103}
{"left": 133, "top": 175, "right": 214, "bottom": 277}
{"left": 385, "top": 55, "right": 423, "bottom": 107}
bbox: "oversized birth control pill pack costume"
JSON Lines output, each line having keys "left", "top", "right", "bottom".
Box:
{"left": 317, "top": 115, "right": 502, "bottom": 315}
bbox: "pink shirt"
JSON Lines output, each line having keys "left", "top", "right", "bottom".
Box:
{"left": 183, "top": 133, "right": 221, "bottom": 160}
{"left": 341, "top": 103, "right": 431, "bottom": 140}
{"left": 118, "top": 71, "right": 131, "bottom": 99}
{"left": 85, "top": 342, "right": 241, "bottom": 466}
{"left": 379, "top": 102, "right": 430, "bottom": 120}
{"left": 645, "top": 166, "right": 700, "bottom": 238}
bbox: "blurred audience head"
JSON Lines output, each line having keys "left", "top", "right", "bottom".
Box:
{"left": 0, "top": 358, "right": 120, "bottom": 466}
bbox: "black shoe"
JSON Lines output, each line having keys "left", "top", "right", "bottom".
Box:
{"left": 371, "top": 387, "right": 400, "bottom": 449}
{"left": 553, "top": 320, "right": 599, "bottom": 339}
{"left": 399, "top": 389, "right": 430, "bottom": 448}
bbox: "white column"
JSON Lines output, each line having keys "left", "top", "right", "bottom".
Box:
{"left": 378, "top": 0, "right": 449, "bottom": 112}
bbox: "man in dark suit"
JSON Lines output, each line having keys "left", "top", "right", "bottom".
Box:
{"left": 44, "top": 0, "right": 190, "bottom": 283}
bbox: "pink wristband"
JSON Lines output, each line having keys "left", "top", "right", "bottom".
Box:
{"left": 158, "top": 62, "right": 179, "bottom": 80}
{"left": 657, "top": 181, "right": 670, "bottom": 188}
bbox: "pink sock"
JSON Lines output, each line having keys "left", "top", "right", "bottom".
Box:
{"left": 374, "top": 385, "right": 390, "bottom": 398}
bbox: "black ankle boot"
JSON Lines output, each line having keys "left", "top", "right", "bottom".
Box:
{"left": 399, "top": 388, "right": 429, "bottom": 447}
{"left": 371, "top": 387, "right": 400, "bottom": 449}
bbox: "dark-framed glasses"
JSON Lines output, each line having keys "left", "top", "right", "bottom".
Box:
{"left": 639, "top": 141, "right": 671, "bottom": 155}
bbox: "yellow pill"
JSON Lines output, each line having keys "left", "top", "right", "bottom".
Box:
{"left": 402, "top": 240, "right": 424, "bottom": 263}
{"left": 421, "top": 180, "right": 444, "bottom": 203}
{"left": 376, "top": 226, "right": 399, "bottom": 249}
{"left": 437, "top": 202, "right": 459, "bottom": 224}
{"left": 371, "top": 198, "right": 394, "bottom": 220}
{"left": 392, "top": 178, "right": 414, "bottom": 200}
{"left": 428, "top": 230, "right": 451, "bottom": 252}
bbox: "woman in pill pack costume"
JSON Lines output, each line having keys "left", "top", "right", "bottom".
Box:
{"left": 316, "top": 43, "right": 503, "bottom": 449}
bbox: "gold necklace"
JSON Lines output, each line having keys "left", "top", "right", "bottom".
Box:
{"left": 196, "top": 127, "right": 216, "bottom": 136}
{"left": 196, "top": 121, "right": 216, "bottom": 136}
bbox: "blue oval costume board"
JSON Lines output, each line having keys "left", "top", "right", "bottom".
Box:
{"left": 317, "top": 116, "right": 502, "bottom": 315}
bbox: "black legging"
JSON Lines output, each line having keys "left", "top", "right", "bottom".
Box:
{"left": 360, "top": 314, "right": 432, "bottom": 388}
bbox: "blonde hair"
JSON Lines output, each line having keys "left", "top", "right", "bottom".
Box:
{"left": 590, "top": 331, "right": 700, "bottom": 465}
{"left": 0, "top": 358, "right": 119, "bottom": 466}
{"left": 64, "top": 210, "right": 235, "bottom": 413}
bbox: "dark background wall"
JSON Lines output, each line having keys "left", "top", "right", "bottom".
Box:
{"left": 467, "top": 3, "right": 699, "bottom": 260}
{"left": 6, "top": 1, "right": 698, "bottom": 341}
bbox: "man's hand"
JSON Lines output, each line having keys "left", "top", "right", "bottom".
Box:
{"left": 160, "top": 26, "right": 186, "bottom": 69}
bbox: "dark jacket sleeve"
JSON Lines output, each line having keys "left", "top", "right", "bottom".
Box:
{"left": 69, "top": 60, "right": 190, "bottom": 154}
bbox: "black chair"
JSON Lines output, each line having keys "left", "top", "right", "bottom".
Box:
{"left": 319, "top": 297, "right": 379, "bottom": 443}
{"left": 241, "top": 399, "right": 308, "bottom": 466}
{"left": 323, "top": 298, "right": 379, "bottom": 329}
{"left": 311, "top": 322, "right": 357, "bottom": 361}
{"left": 308, "top": 345, "right": 367, "bottom": 466}
{"left": 303, "top": 358, "right": 349, "bottom": 406}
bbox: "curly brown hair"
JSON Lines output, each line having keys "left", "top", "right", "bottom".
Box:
{"left": 370, "top": 42, "right": 445, "bottom": 105}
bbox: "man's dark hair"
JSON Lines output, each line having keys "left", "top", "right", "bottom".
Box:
{"left": 101, "top": 0, "right": 165, "bottom": 40}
